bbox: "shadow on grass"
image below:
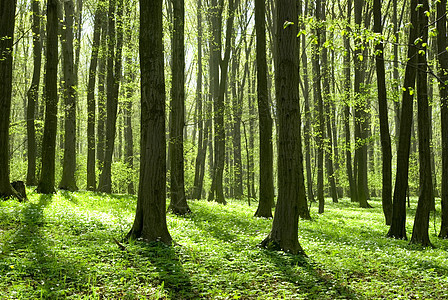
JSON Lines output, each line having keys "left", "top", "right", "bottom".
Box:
{"left": 260, "top": 249, "right": 363, "bottom": 299}
{"left": 1, "top": 194, "right": 93, "bottom": 299}
{"left": 133, "top": 241, "right": 197, "bottom": 299}
{"left": 59, "top": 190, "right": 79, "bottom": 204}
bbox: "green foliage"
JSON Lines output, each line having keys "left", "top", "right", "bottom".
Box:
{"left": 1, "top": 190, "right": 448, "bottom": 299}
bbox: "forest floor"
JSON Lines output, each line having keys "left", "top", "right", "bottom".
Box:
{"left": 1, "top": 190, "right": 448, "bottom": 299}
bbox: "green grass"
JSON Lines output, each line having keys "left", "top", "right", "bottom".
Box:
{"left": 1, "top": 190, "right": 448, "bottom": 299}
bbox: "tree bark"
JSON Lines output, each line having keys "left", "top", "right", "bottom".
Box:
{"left": 96, "top": 19, "right": 107, "bottom": 170}
{"left": 26, "top": 0, "right": 41, "bottom": 187}
{"left": 261, "top": 0, "right": 305, "bottom": 254}
{"left": 354, "top": 0, "right": 371, "bottom": 208}
{"left": 410, "top": 0, "right": 433, "bottom": 247}
{"left": 312, "top": 0, "right": 325, "bottom": 213}
{"left": 169, "top": 0, "right": 190, "bottom": 214}
{"left": 98, "top": 0, "right": 125, "bottom": 193}
{"left": 436, "top": 0, "right": 448, "bottom": 239}
{"left": 86, "top": 2, "right": 104, "bottom": 191}
{"left": 254, "top": 0, "right": 274, "bottom": 218}
{"left": 127, "top": 0, "right": 171, "bottom": 245}
{"left": 59, "top": 0, "right": 78, "bottom": 191}
{"left": 36, "top": 0, "right": 59, "bottom": 194}
{"left": 0, "top": 0, "right": 20, "bottom": 199}
{"left": 388, "top": 0, "right": 418, "bottom": 240}
{"left": 373, "top": 0, "right": 392, "bottom": 225}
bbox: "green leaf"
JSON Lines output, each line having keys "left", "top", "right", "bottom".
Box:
{"left": 283, "top": 21, "right": 294, "bottom": 29}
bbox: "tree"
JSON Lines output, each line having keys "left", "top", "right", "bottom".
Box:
{"left": 373, "top": 0, "right": 392, "bottom": 225}
{"left": 98, "top": 0, "right": 125, "bottom": 193}
{"left": 59, "top": 0, "right": 78, "bottom": 191}
{"left": 312, "top": 0, "right": 325, "bottom": 213}
{"left": 37, "top": 0, "right": 60, "bottom": 194}
{"left": 169, "top": 0, "right": 190, "bottom": 214}
{"left": 86, "top": 1, "right": 104, "bottom": 191}
{"left": 26, "top": 0, "right": 41, "bottom": 187}
{"left": 127, "top": 0, "right": 171, "bottom": 244}
{"left": 410, "top": 0, "right": 433, "bottom": 247}
{"left": 388, "top": 0, "right": 418, "bottom": 240}
{"left": 254, "top": 0, "right": 274, "bottom": 218}
{"left": 261, "top": 0, "right": 305, "bottom": 254}
{"left": 437, "top": 0, "right": 448, "bottom": 239}
{"left": 0, "top": 0, "right": 20, "bottom": 199}
{"left": 353, "top": 0, "right": 371, "bottom": 208}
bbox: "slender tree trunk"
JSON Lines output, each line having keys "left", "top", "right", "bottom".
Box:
{"left": 254, "top": 0, "right": 274, "bottom": 218}
{"left": 37, "top": 0, "right": 59, "bottom": 194}
{"left": 192, "top": 0, "right": 205, "bottom": 200}
{"left": 343, "top": 0, "right": 357, "bottom": 203}
{"left": 127, "top": 0, "right": 171, "bottom": 245}
{"left": 312, "top": 0, "right": 325, "bottom": 213}
{"left": 373, "top": 0, "right": 392, "bottom": 225}
{"left": 169, "top": 0, "right": 190, "bottom": 214}
{"left": 97, "top": 22, "right": 107, "bottom": 170}
{"left": 0, "top": 0, "right": 20, "bottom": 199}
{"left": 354, "top": 0, "right": 371, "bottom": 208}
{"left": 393, "top": 0, "right": 400, "bottom": 146}
{"left": 436, "top": 0, "right": 448, "bottom": 238}
{"left": 59, "top": 0, "right": 78, "bottom": 191}
{"left": 86, "top": 2, "right": 104, "bottom": 191}
{"left": 26, "top": 0, "right": 41, "bottom": 187}
{"left": 321, "top": 0, "right": 338, "bottom": 203}
{"left": 261, "top": 0, "right": 305, "bottom": 254}
{"left": 388, "top": 0, "right": 418, "bottom": 239}
{"left": 98, "top": 0, "right": 125, "bottom": 193}
{"left": 410, "top": 0, "right": 433, "bottom": 247}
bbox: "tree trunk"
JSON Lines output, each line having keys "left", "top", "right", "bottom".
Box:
{"left": 321, "top": 0, "right": 338, "bottom": 203}
{"left": 410, "top": 0, "right": 433, "bottom": 247}
{"left": 98, "top": 0, "right": 125, "bottom": 193}
{"left": 387, "top": 0, "right": 418, "bottom": 240}
{"left": 0, "top": 0, "right": 20, "bottom": 199}
{"left": 192, "top": 0, "right": 205, "bottom": 200}
{"left": 312, "top": 0, "right": 325, "bottom": 213}
{"left": 127, "top": 0, "right": 171, "bottom": 245}
{"left": 36, "top": 0, "right": 59, "bottom": 194}
{"left": 169, "top": 0, "right": 190, "bottom": 214}
{"left": 26, "top": 0, "right": 41, "bottom": 187}
{"left": 436, "top": 0, "right": 448, "bottom": 239}
{"left": 261, "top": 0, "right": 305, "bottom": 254}
{"left": 373, "top": 0, "right": 392, "bottom": 225}
{"left": 59, "top": 0, "right": 78, "bottom": 191}
{"left": 86, "top": 2, "right": 104, "bottom": 191}
{"left": 97, "top": 17, "right": 107, "bottom": 170}
{"left": 254, "top": 0, "right": 274, "bottom": 218}
{"left": 354, "top": 0, "right": 371, "bottom": 208}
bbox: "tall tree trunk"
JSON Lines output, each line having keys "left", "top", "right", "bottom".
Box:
{"left": 410, "top": 0, "right": 433, "bottom": 247}
{"left": 300, "top": 0, "right": 315, "bottom": 204}
{"left": 37, "top": 0, "right": 59, "bottom": 194}
{"left": 373, "top": 0, "right": 392, "bottom": 225}
{"left": 26, "top": 0, "right": 41, "bottom": 187}
{"left": 354, "top": 0, "right": 371, "bottom": 208}
{"left": 388, "top": 0, "right": 418, "bottom": 240}
{"left": 59, "top": 0, "right": 78, "bottom": 191}
{"left": 231, "top": 49, "right": 243, "bottom": 199}
{"left": 261, "top": 0, "right": 305, "bottom": 254}
{"left": 169, "top": 0, "right": 190, "bottom": 214}
{"left": 86, "top": 2, "right": 104, "bottom": 191}
{"left": 436, "top": 0, "right": 448, "bottom": 239}
{"left": 321, "top": 0, "right": 338, "bottom": 203}
{"left": 98, "top": 0, "right": 125, "bottom": 193}
{"left": 254, "top": 0, "right": 274, "bottom": 218}
{"left": 0, "top": 0, "right": 20, "bottom": 199}
{"left": 343, "top": 0, "right": 357, "bottom": 202}
{"left": 127, "top": 0, "right": 171, "bottom": 245}
{"left": 392, "top": 0, "right": 400, "bottom": 146}
{"left": 312, "top": 0, "right": 325, "bottom": 213}
{"left": 192, "top": 0, "right": 205, "bottom": 200}
{"left": 97, "top": 17, "right": 107, "bottom": 170}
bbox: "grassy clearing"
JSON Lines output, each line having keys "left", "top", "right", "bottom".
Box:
{"left": 1, "top": 190, "right": 448, "bottom": 299}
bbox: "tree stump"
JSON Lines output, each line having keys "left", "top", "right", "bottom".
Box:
{"left": 11, "top": 181, "right": 27, "bottom": 201}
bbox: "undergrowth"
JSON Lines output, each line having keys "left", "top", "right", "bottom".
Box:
{"left": 1, "top": 190, "right": 447, "bottom": 299}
